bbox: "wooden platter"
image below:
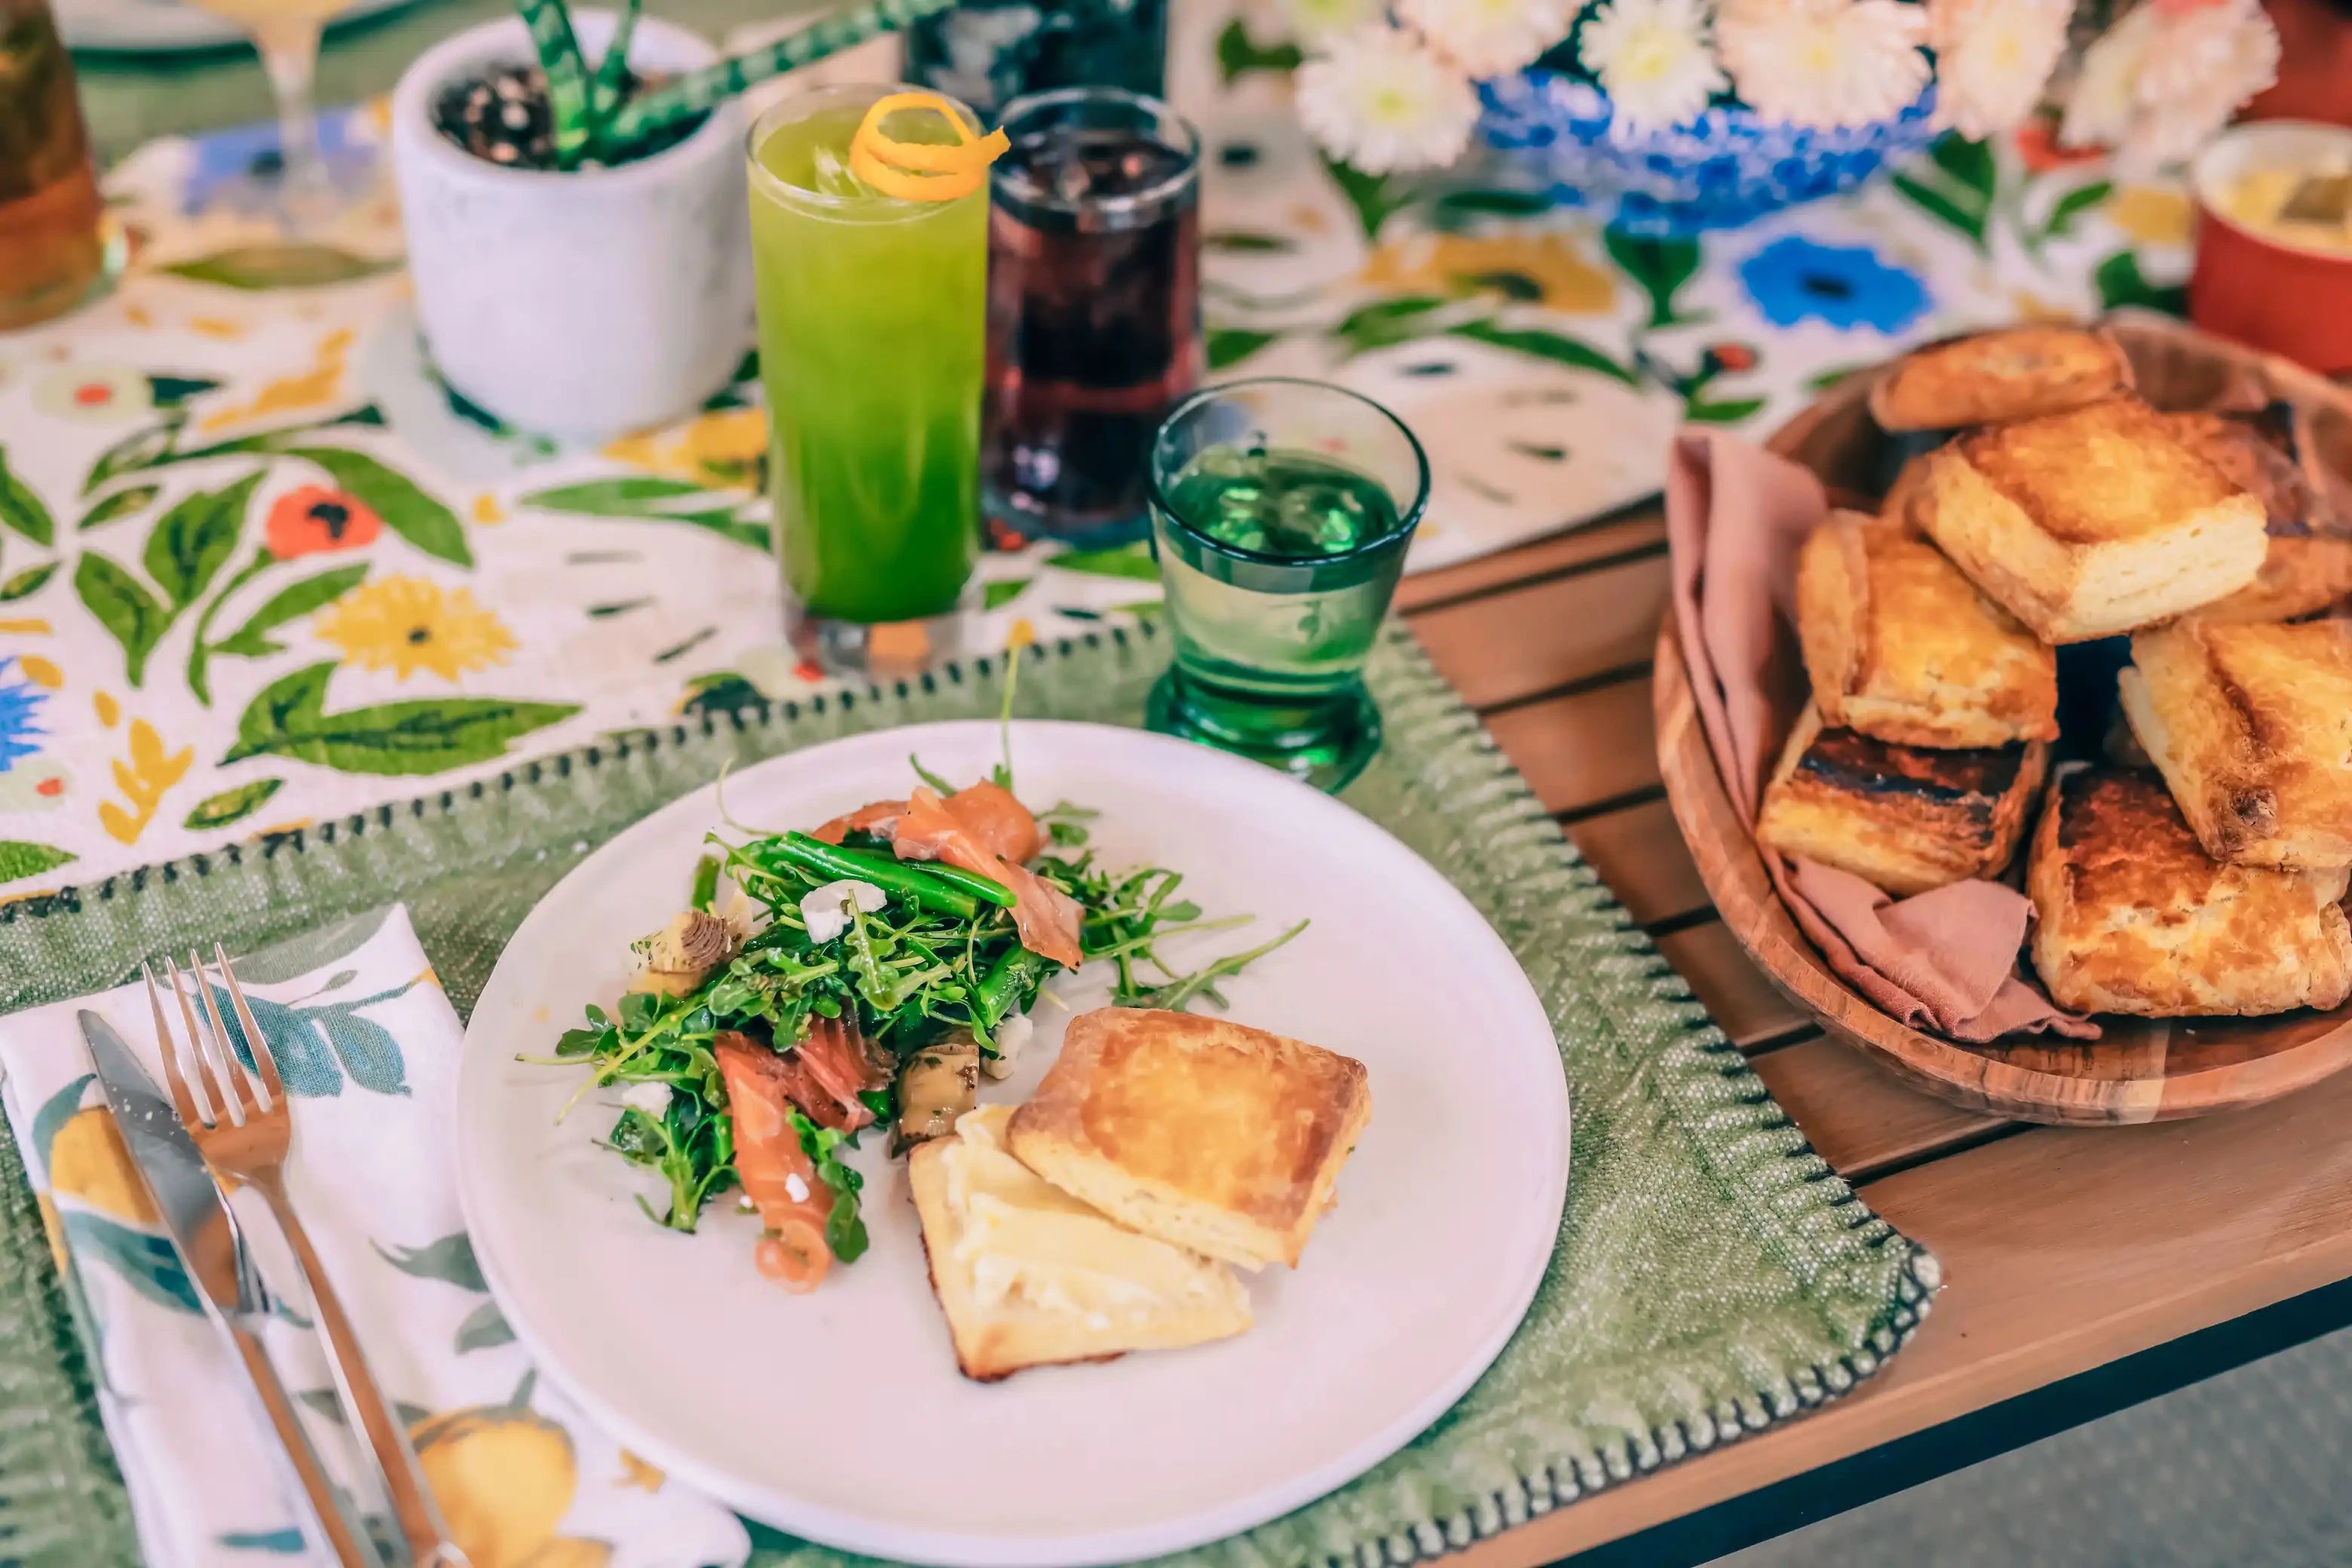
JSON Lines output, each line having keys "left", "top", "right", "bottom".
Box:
{"left": 1654, "top": 317, "right": 2352, "bottom": 1126}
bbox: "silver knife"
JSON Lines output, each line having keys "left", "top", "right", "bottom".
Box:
{"left": 81, "top": 1009, "right": 387, "bottom": 1568}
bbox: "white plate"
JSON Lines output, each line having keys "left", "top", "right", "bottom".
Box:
{"left": 456, "top": 721, "right": 1570, "bottom": 1566}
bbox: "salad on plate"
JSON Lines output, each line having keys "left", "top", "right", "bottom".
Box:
{"left": 547, "top": 745, "right": 1303, "bottom": 1292}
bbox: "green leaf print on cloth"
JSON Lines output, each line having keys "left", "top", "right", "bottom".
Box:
{"left": 143, "top": 472, "right": 261, "bottom": 609}
{"left": 0, "top": 446, "right": 57, "bottom": 547}
{"left": 224, "top": 661, "right": 580, "bottom": 776}
{"left": 280, "top": 449, "right": 471, "bottom": 568}
{"left": 203, "top": 978, "right": 418, "bottom": 1098}
{"left": 0, "top": 563, "right": 57, "bottom": 602}
{"left": 181, "top": 776, "right": 285, "bottom": 830}
{"left": 1604, "top": 231, "right": 1704, "bottom": 328}
{"left": 72, "top": 553, "right": 171, "bottom": 686}
{"left": 210, "top": 563, "right": 372, "bottom": 659}
{"left": 0, "top": 841, "right": 75, "bottom": 883}
{"left": 520, "top": 476, "right": 770, "bottom": 553}
{"left": 161, "top": 245, "right": 399, "bottom": 290}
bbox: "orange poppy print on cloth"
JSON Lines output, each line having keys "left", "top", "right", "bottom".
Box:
{"left": 266, "top": 485, "right": 383, "bottom": 557}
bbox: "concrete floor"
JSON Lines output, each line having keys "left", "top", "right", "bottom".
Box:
{"left": 1711, "top": 1325, "right": 2352, "bottom": 1568}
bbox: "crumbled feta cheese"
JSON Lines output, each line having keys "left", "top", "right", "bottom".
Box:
{"left": 982, "top": 1012, "right": 1034, "bottom": 1080}
{"left": 800, "top": 878, "right": 888, "bottom": 943}
{"left": 620, "top": 1080, "right": 670, "bottom": 1116}
{"left": 785, "top": 1172, "right": 811, "bottom": 1204}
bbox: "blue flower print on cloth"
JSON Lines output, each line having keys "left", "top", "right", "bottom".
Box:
{"left": 1738, "top": 234, "right": 1933, "bottom": 334}
{"left": 0, "top": 657, "right": 48, "bottom": 771}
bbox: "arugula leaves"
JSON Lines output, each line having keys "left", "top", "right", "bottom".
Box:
{"left": 551, "top": 786, "right": 1310, "bottom": 1269}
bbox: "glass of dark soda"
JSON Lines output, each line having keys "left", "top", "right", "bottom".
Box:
{"left": 983, "top": 87, "right": 1201, "bottom": 547}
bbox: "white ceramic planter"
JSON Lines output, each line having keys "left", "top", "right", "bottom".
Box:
{"left": 391, "top": 11, "right": 753, "bottom": 441}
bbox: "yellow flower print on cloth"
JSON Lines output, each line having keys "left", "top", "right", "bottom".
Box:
{"left": 317, "top": 576, "right": 518, "bottom": 681}
{"left": 602, "top": 406, "right": 768, "bottom": 492}
{"left": 1358, "top": 231, "right": 1618, "bottom": 313}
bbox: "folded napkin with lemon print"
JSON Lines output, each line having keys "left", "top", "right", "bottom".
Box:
{"left": 0, "top": 905, "right": 752, "bottom": 1568}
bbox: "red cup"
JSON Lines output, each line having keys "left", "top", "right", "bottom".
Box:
{"left": 2189, "top": 121, "right": 2352, "bottom": 376}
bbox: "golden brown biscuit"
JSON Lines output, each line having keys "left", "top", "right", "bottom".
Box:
{"left": 1867, "top": 325, "right": 2134, "bottom": 433}
{"left": 1796, "top": 512, "right": 2058, "bottom": 748}
{"left": 1879, "top": 453, "right": 1937, "bottom": 531}
{"left": 1753, "top": 703, "right": 2048, "bottom": 895}
{"left": 2118, "top": 617, "right": 2352, "bottom": 869}
{"left": 908, "top": 1106, "right": 1251, "bottom": 1382}
{"left": 1008, "top": 1009, "right": 1370, "bottom": 1270}
{"left": 2026, "top": 765, "right": 2352, "bottom": 1016}
{"left": 1913, "top": 397, "right": 2268, "bottom": 642}
{"left": 2163, "top": 409, "right": 2352, "bottom": 624}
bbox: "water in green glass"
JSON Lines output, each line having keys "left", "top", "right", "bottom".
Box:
{"left": 749, "top": 93, "right": 986, "bottom": 633}
{"left": 1148, "top": 443, "right": 1408, "bottom": 787}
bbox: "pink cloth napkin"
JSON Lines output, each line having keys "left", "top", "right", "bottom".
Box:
{"left": 1664, "top": 430, "right": 2098, "bottom": 1043}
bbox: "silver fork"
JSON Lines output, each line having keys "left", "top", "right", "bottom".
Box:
{"left": 149, "top": 947, "right": 470, "bottom": 1568}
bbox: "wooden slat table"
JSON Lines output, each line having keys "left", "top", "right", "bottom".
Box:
{"left": 1390, "top": 503, "right": 2352, "bottom": 1565}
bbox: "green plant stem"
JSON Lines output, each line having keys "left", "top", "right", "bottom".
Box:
{"left": 596, "top": 0, "right": 960, "bottom": 155}
{"left": 185, "top": 548, "right": 275, "bottom": 708}
{"left": 513, "top": 0, "right": 596, "bottom": 167}
{"left": 590, "top": 0, "right": 642, "bottom": 124}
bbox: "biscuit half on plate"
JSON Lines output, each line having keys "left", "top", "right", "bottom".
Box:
{"left": 1867, "top": 325, "right": 2134, "bottom": 433}
{"left": 1754, "top": 703, "right": 2048, "bottom": 896}
{"left": 1009, "top": 1009, "right": 1370, "bottom": 1271}
{"left": 2163, "top": 408, "right": 2352, "bottom": 625}
{"left": 2120, "top": 617, "right": 2352, "bottom": 870}
{"left": 1796, "top": 511, "right": 2059, "bottom": 748}
{"left": 1915, "top": 397, "right": 2268, "bottom": 642}
{"left": 2027, "top": 766, "right": 2352, "bottom": 1016}
{"left": 908, "top": 1104, "right": 1252, "bottom": 1383}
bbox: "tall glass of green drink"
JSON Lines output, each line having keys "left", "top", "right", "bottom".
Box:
{"left": 1144, "top": 379, "right": 1429, "bottom": 792}
{"left": 748, "top": 84, "right": 989, "bottom": 675}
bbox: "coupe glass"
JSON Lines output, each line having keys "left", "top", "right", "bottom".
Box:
{"left": 179, "top": 0, "right": 348, "bottom": 228}
{"left": 1144, "top": 379, "right": 1429, "bottom": 792}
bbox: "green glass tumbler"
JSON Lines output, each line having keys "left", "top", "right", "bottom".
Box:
{"left": 1144, "top": 378, "right": 1429, "bottom": 792}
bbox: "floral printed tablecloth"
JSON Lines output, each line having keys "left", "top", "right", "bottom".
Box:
{"left": 0, "top": 5, "right": 2191, "bottom": 901}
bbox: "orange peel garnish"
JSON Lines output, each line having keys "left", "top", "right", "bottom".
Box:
{"left": 848, "top": 90, "right": 1006, "bottom": 202}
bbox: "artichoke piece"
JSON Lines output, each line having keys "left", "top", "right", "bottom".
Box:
{"left": 893, "top": 1032, "right": 980, "bottom": 1156}
{"left": 628, "top": 908, "right": 738, "bottom": 997}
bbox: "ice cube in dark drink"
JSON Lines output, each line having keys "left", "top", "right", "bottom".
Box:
{"left": 983, "top": 90, "right": 1201, "bottom": 546}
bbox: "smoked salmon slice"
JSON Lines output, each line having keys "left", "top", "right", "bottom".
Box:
{"left": 714, "top": 1033, "right": 835, "bottom": 1291}
{"left": 805, "top": 781, "right": 1082, "bottom": 968}
{"left": 891, "top": 787, "right": 1083, "bottom": 968}
{"left": 792, "top": 1015, "right": 888, "bottom": 1131}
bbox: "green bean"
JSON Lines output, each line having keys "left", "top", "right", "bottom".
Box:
{"left": 975, "top": 945, "right": 1049, "bottom": 1028}
{"left": 766, "top": 833, "right": 1017, "bottom": 918}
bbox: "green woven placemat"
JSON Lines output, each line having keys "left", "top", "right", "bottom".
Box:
{"left": 0, "top": 623, "right": 1937, "bottom": 1568}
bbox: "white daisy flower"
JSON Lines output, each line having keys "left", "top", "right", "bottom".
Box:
{"left": 1295, "top": 23, "right": 1484, "bottom": 173}
{"left": 2060, "top": 0, "right": 2277, "bottom": 175}
{"left": 1399, "top": 0, "right": 1573, "bottom": 78}
{"left": 1576, "top": 0, "right": 1729, "bottom": 138}
{"left": 1717, "top": 0, "right": 1931, "bottom": 130}
{"left": 1276, "top": 0, "right": 1389, "bottom": 45}
{"left": 2057, "top": 0, "right": 2162, "bottom": 151}
{"left": 1928, "top": 0, "right": 2070, "bottom": 142}
{"left": 2122, "top": 0, "right": 2277, "bottom": 172}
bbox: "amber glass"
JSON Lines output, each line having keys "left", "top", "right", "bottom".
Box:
{"left": 0, "top": 0, "right": 110, "bottom": 330}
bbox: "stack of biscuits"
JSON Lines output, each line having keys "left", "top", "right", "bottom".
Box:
{"left": 1756, "top": 325, "right": 2352, "bottom": 1020}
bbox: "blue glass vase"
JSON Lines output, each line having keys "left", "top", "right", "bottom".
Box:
{"left": 1477, "top": 71, "right": 1941, "bottom": 237}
